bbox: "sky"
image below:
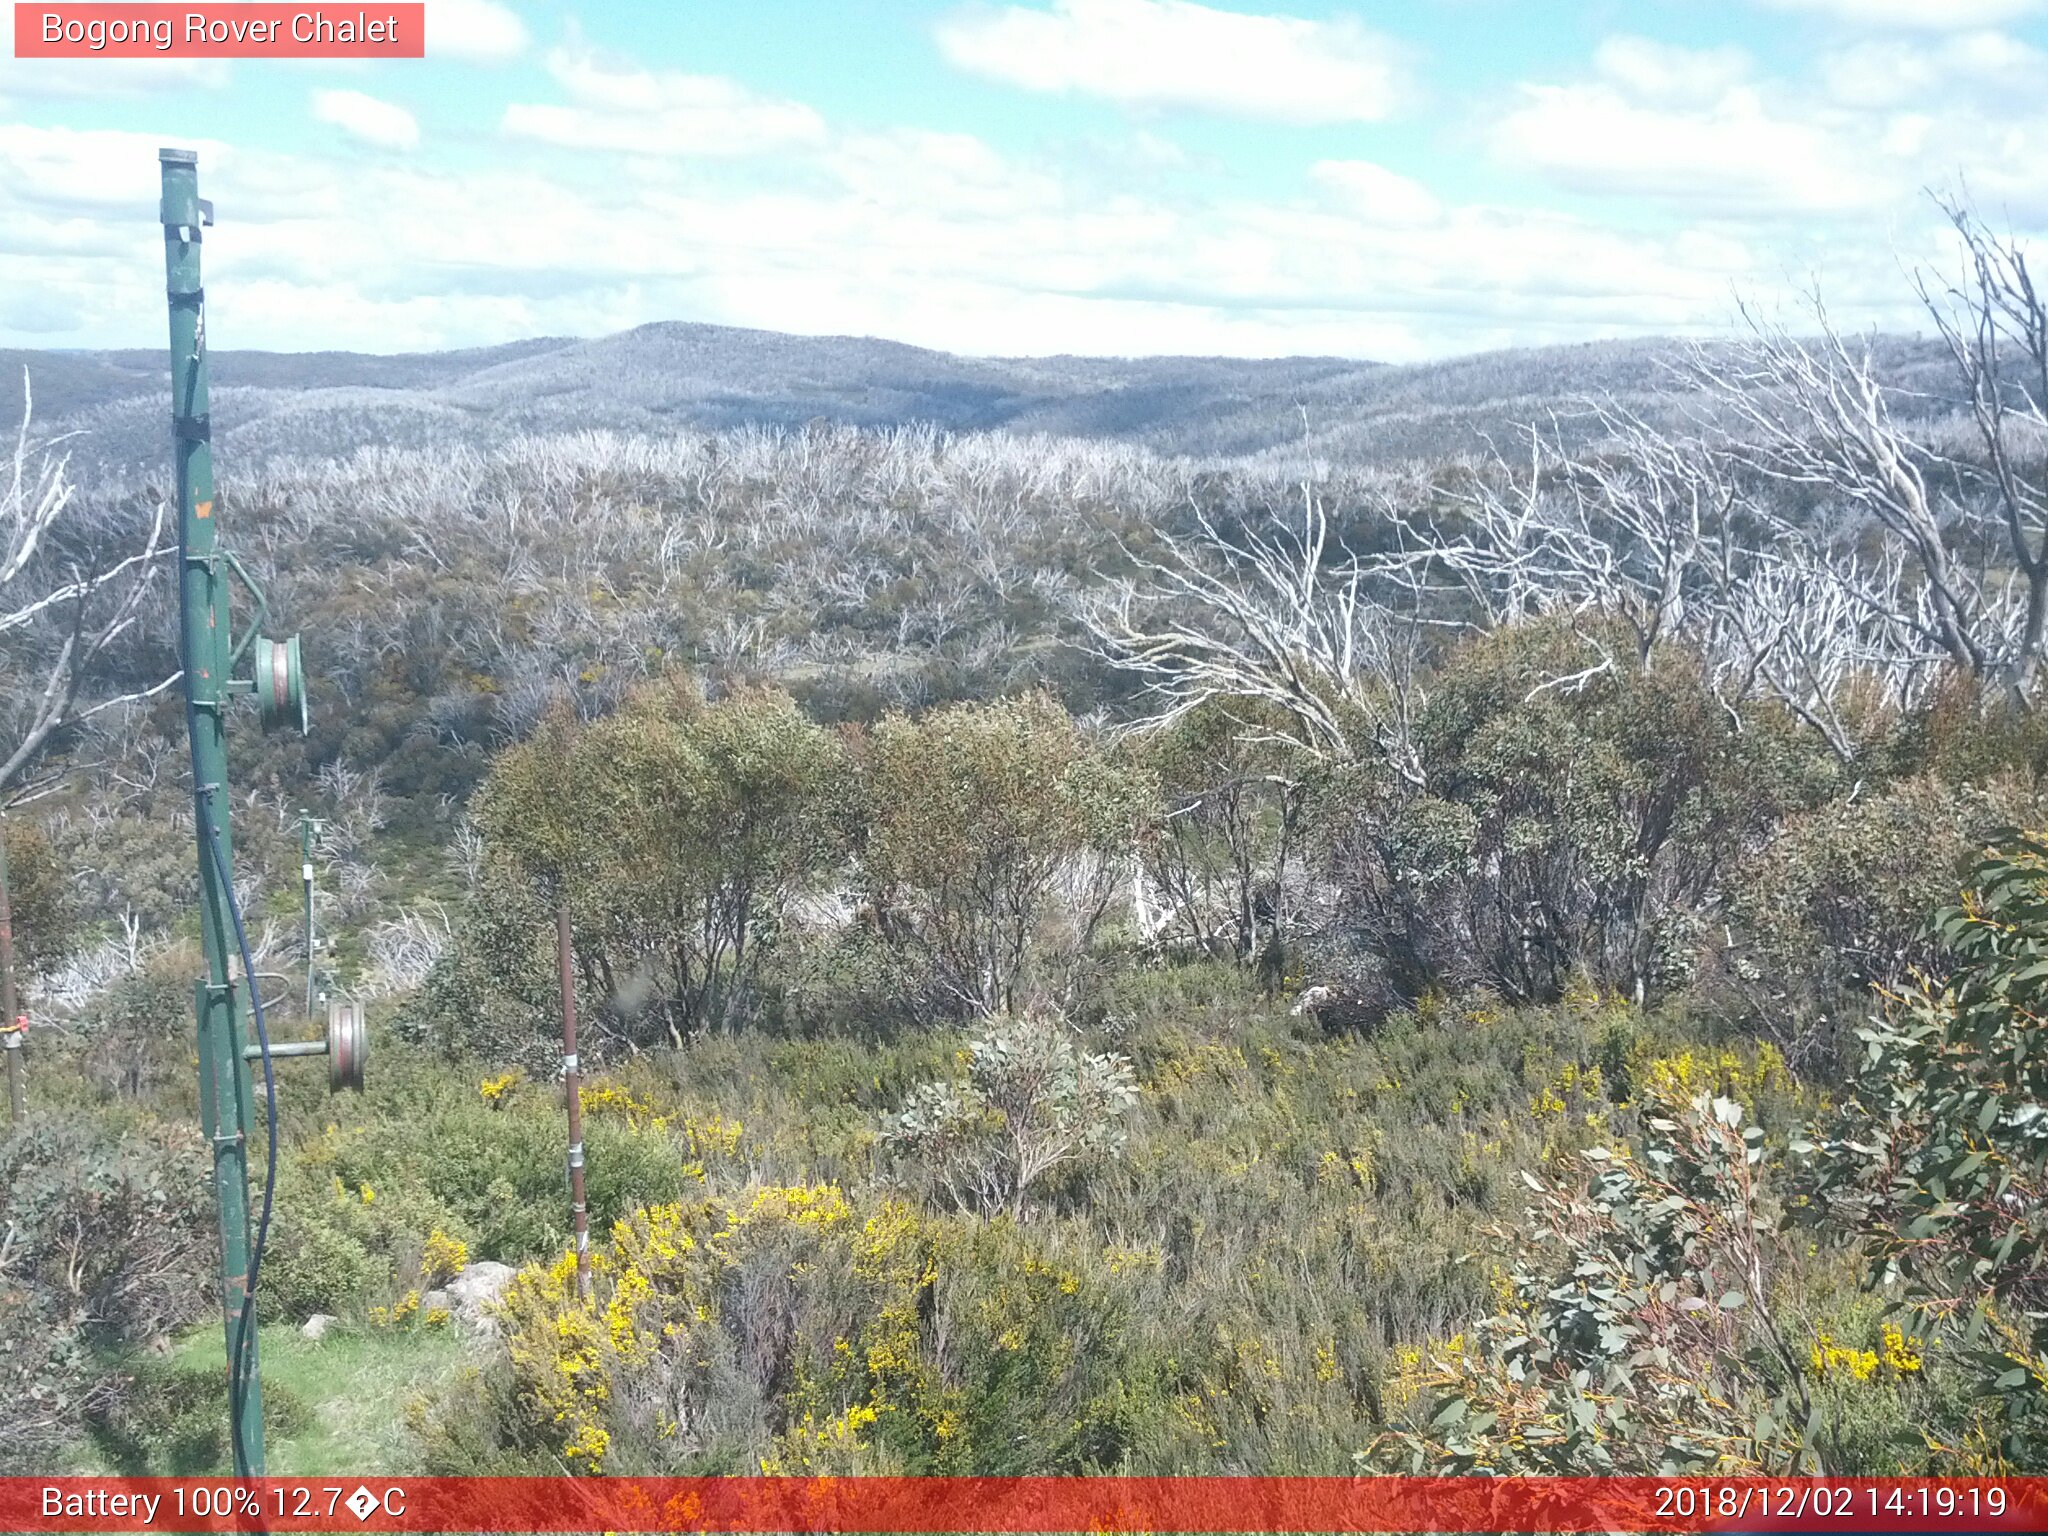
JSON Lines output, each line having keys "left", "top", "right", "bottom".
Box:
{"left": 5, "top": 0, "right": 2048, "bottom": 361}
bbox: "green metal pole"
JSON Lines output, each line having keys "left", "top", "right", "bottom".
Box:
{"left": 161, "top": 146, "right": 265, "bottom": 1477}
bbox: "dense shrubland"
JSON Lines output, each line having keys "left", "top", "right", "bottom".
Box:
{"left": 0, "top": 1117, "right": 216, "bottom": 1472}
{"left": 6, "top": 201, "right": 2048, "bottom": 1476}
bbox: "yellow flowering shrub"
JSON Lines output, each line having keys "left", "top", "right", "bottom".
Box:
{"left": 1638, "top": 1042, "right": 1788, "bottom": 1108}
{"left": 422, "top": 1228, "right": 470, "bottom": 1284}
{"left": 733, "top": 1182, "right": 850, "bottom": 1230}
{"left": 1529, "top": 1061, "right": 1602, "bottom": 1121}
{"left": 760, "top": 1200, "right": 943, "bottom": 1474}
{"left": 1149, "top": 1039, "right": 1250, "bottom": 1094}
{"left": 1809, "top": 1324, "right": 1926, "bottom": 1384}
{"left": 767, "top": 1199, "right": 1140, "bottom": 1474}
{"left": 575, "top": 1084, "right": 746, "bottom": 1172}
{"left": 1312, "top": 1341, "right": 1339, "bottom": 1384}
{"left": 1810, "top": 1332, "right": 1879, "bottom": 1382}
{"left": 371, "top": 1289, "right": 421, "bottom": 1329}
{"left": 1103, "top": 1244, "right": 1162, "bottom": 1275}
{"left": 1384, "top": 1334, "right": 1468, "bottom": 1415}
{"left": 501, "top": 1185, "right": 875, "bottom": 1474}
{"left": 1881, "top": 1323, "right": 1924, "bottom": 1375}
{"left": 1315, "top": 1133, "right": 1381, "bottom": 1193}
{"left": 562, "top": 1419, "right": 609, "bottom": 1469}
{"left": 579, "top": 1081, "right": 660, "bottom": 1124}
{"left": 684, "top": 1114, "right": 744, "bottom": 1160}
{"left": 771, "top": 1400, "right": 880, "bottom": 1469}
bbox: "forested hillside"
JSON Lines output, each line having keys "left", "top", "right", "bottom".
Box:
{"left": 3, "top": 201, "right": 2046, "bottom": 1480}
{"left": 5, "top": 323, "right": 1962, "bottom": 475}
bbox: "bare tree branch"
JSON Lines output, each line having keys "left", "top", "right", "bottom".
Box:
{"left": 1080, "top": 483, "right": 1427, "bottom": 783}
{"left": 0, "top": 371, "right": 173, "bottom": 800}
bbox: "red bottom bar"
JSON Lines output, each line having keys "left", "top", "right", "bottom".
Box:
{"left": 4, "top": 1476, "right": 2045, "bottom": 1534}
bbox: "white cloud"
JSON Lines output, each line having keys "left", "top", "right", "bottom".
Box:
{"left": 427, "top": 0, "right": 529, "bottom": 63}
{"left": 1494, "top": 30, "right": 2048, "bottom": 227}
{"left": 1491, "top": 79, "right": 1892, "bottom": 212}
{"left": 312, "top": 89, "right": 420, "bottom": 151}
{"left": 1820, "top": 28, "right": 2045, "bottom": 105}
{"left": 674, "top": 196, "right": 1761, "bottom": 359}
{"left": 1754, "top": 0, "right": 2041, "bottom": 28}
{"left": 502, "top": 45, "right": 827, "bottom": 156}
{"left": 1123, "top": 129, "right": 1191, "bottom": 170}
{"left": 1311, "top": 161, "right": 1441, "bottom": 226}
{"left": 7, "top": 47, "right": 2040, "bottom": 365}
{"left": 933, "top": 0, "right": 1412, "bottom": 124}
{"left": 0, "top": 116, "right": 1906, "bottom": 365}
{"left": 1593, "top": 36, "right": 1751, "bottom": 106}
{"left": 0, "top": 53, "right": 228, "bottom": 99}
{"left": 825, "top": 129, "right": 1067, "bottom": 218}
{"left": 0, "top": 125, "right": 207, "bottom": 214}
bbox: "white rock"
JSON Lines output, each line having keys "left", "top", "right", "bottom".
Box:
{"left": 444, "top": 1260, "right": 518, "bottom": 1334}
{"left": 1290, "top": 984, "right": 1335, "bottom": 1018}
{"left": 300, "top": 1313, "right": 339, "bottom": 1341}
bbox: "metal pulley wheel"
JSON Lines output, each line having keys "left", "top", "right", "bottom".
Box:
{"left": 325, "top": 999, "right": 367, "bottom": 1092}
{"left": 253, "top": 633, "right": 309, "bottom": 736}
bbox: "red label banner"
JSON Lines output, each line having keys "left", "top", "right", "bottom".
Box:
{"left": 12, "top": 4, "right": 424, "bottom": 58}
{"left": 2, "top": 1477, "right": 2045, "bottom": 1533}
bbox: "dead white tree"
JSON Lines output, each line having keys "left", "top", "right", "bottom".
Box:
{"left": 1423, "top": 404, "right": 1944, "bottom": 755}
{"left": 1918, "top": 193, "right": 2048, "bottom": 694}
{"left": 1, "top": 374, "right": 174, "bottom": 800}
{"left": 1082, "top": 485, "right": 1427, "bottom": 783}
{"left": 1691, "top": 309, "right": 1998, "bottom": 682}
{"left": 1406, "top": 403, "right": 1747, "bottom": 682}
{"left": 1685, "top": 211, "right": 2048, "bottom": 714}
{"left": 1084, "top": 397, "right": 1929, "bottom": 773}
{"left": 1709, "top": 544, "right": 1883, "bottom": 759}
{"left": 363, "top": 904, "right": 454, "bottom": 998}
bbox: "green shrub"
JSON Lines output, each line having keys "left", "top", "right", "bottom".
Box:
{"left": 407, "top": 1365, "right": 554, "bottom": 1475}
{"left": 1723, "top": 773, "right": 2044, "bottom": 1064}
{"left": 261, "top": 1042, "right": 756, "bottom": 1328}
{"left": 2, "top": 816, "right": 77, "bottom": 975}
{"left": 1796, "top": 830, "right": 2048, "bottom": 1465}
{"left": 261, "top": 1188, "right": 385, "bottom": 1323}
{"left": 262, "top": 1146, "right": 465, "bottom": 1320}
{"left": 1373, "top": 1090, "right": 1814, "bottom": 1475}
{"left": 755, "top": 922, "right": 924, "bottom": 1042}
{"left": 860, "top": 691, "right": 1155, "bottom": 1018}
{"left": 0, "top": 1116, "right": 214, "bottom": 1473}
{"left": 1134, "top": 700, "right": 1311, "bottom": 965}
{"left": 1318, "top": 621, "right": 1833, "bottom": 1006}
{"left": 474, "top": 679, "right": 851, "bottom": 1044}
{"left": 391, "top": 873, "right": 557, "bottom": 1067}
{"left": 61, "top": 951, "right": 196, "bottom": 1105}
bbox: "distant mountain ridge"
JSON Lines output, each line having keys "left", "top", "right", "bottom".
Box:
{"left": 3, "top": 320, "right": 1956, "bottom": 475}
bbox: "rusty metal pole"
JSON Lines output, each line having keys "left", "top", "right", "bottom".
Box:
{"left": 556, "top": 904, "right": 591, "bottom": 1302}
{"left": 0, "top": 817, "right": 23, "bottom": 1125}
